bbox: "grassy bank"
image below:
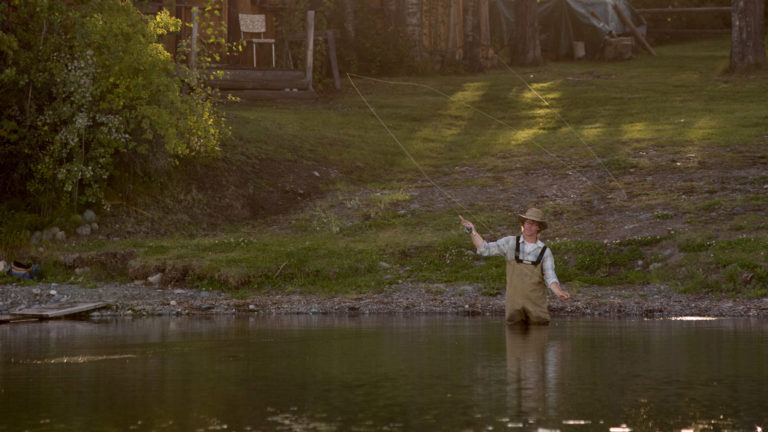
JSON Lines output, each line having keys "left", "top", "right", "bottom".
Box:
{"left": 5, "top": 37, "right": 768, "bottom": 298}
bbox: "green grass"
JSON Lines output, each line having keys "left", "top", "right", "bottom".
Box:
{"left": 224, "top": 38, "right": 768, "bottom": 184}
{"left": 8, "top": 37, "right": 768, "bottom": 297}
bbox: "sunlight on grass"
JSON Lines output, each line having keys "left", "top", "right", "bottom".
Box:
{"left": 619, "top": 122, "right": 663, "bottom": 141}
{"left": 39, "top": 37, "right": 768, "bottom": 296}
{"left": 688, "top": 117, "right": 726, "bottom": 140}
{"left": 524, "top": 81, "right": 561, "bottom": 108}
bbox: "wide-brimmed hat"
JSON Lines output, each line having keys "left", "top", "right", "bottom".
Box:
{"left": 518, "top": 208, "right": 548, "bottom": 230}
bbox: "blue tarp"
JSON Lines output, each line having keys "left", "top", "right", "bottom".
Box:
{"left": 494, "top": 0, "right": 647, "bottom": 59}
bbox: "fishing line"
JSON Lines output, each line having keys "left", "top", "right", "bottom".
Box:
{"left": 498, "top": 60, "right": 628, "bottom": 200}
{"left": 347, "top": 72, "right": 627, "bottom": 200}
{"left": 346, "top": 73, "right": 494, "bottom": 235}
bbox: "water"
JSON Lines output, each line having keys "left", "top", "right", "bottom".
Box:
{"left": 1, "top": 316, "right": 766, "bottom": 432}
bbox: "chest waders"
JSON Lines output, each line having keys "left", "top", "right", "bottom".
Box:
{"left": 505, "top": 236, "right": 550, "bottom": 325}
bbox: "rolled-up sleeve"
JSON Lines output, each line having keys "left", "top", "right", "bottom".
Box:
{"left": 542, "top": 248, "right": 559, "bottom": 288}
{"left": 476, "top": 236, "right": 514, "bottom": 258}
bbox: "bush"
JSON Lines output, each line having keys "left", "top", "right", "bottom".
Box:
{"left": 553, "top": 239, "right": 655, "bottom": 286}
{"left": 0, "top": 0, "right": 227, "bottom": 215}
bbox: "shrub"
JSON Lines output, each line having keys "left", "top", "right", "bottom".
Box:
{"left": 0, "top": 0, "right": 227, "bottom": 215}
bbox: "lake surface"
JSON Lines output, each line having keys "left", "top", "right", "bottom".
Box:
{"left": 1, "top": 315, "right": 766, "bottom": 432}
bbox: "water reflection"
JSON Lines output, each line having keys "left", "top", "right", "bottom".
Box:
{"left": 505, "top": 325, "right": 561, "bottom": 421}
{"left": 0, "top": 317, "right": 767, "bottom": 432}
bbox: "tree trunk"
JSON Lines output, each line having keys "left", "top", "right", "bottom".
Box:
{"left": 404, "top": 0, "right": 422, "bottom": 62}
{"left": 383, "top": 0, "right": 399, "bottom": 15}
{"left": 478, "top": 0, "right": 490, "bottom": 47}
{"left": 341, "top": 0, "right": 357, "bottom": 65}
{"left": 342, "top": 0, "right": 356, "bottom": 40}
{"left": 448, "top": 0, "right": 458, "bottom": 55}
{"left": 463, "top": 0, "right": 483, "bottom": 71}
{"left": 382, "top": 0, "right": 401, "bottom": 28}
{"left": 227, "top": 0, "right": 240, "bottom": 46}
{"left": 730, "top": 0, "right": 766, "bottom": 72}
{"left": 510, "top": 0, "right": 542, "bottom": 66}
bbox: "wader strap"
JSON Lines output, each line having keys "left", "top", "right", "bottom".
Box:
{"left": 514, "top": 236, "right": 548, "bottom": 266}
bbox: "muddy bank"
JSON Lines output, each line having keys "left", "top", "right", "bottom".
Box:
{"left": 2, "top": 282, "right": 768, "bottom": 319}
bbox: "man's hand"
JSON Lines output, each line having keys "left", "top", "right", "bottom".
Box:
{"left": 550, "top": 282, "right": 570, "bottom": 301}
{"left": 459, "top": 215, "right": 474, "bottom": 233}
{"left": 460, "top": 215, "right": 484, "bottom": 249}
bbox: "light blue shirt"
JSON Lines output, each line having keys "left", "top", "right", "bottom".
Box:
{"left": 476, "top": 236, "right": 559, "bottom": 288}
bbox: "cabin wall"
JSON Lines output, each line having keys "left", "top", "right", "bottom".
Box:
{"left": 144, "top": 0, "right": 495, "bottom": 72}
{"left": 419, "top": 0, "right": 494, "bottom": 69}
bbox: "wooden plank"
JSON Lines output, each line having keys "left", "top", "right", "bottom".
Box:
{"left": 612, "top": 1, "right": 657, "bottom": 56}
{"left": 0, "top": 314, "right": 40, "bottom": 324}
{"left": 222, "top": 89, "right": 318, "bottom": 101}
{"left": 208, "top": 68, "right": 305, "bottom": 78}
{"left": 326, "top": 30, "right": 341, "bottom": 90}
{"left": 283, "top": 30, "right": 333, "bottom": 41}
{"left": 207, "top": 69, "right": 309, "bottom": 90}
{"left": 13, "top": 302, "right": 110, "bottom": 318}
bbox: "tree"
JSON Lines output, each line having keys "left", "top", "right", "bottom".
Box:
{"left": 405, "top": 0, "right": 423, "bottom": 62}
{"left": 730, "top": 0, "right": 766, "bottom": 72}
{"left": 342, "top": 0, "right": 356, "bottom": 41}
{"left": 509, "top": 0, "right": 542, "bottom": 66}
{"left": 463, "top": 0, "right": 483, "bottom": 72}
{"left": 0, "top": 0, "right": 227, "bottom": 213}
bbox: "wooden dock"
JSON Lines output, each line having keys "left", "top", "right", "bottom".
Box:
{"left": 0, "top": 302, "right": 110, "bottom": 324}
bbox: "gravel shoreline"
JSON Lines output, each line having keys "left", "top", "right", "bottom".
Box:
{"left": 3, "top": 282, "right": 768, "bottom": 320}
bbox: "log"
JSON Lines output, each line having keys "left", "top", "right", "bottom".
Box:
{"left": 206, "top": 69, "right": 308, "bottom": 90}
{"left": 222, "top": 89, "right": 319, "bottom": 101}
{"left": 612, "top": 1, "right": 656, "bottom": 56}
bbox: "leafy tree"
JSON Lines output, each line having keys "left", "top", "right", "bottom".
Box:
{"left": 0, "top": 0, "right": 228, "bottom": 215}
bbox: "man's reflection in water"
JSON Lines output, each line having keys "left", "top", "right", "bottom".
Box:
{"left": 505, "top": 325, "right": 563, "bottom": 421}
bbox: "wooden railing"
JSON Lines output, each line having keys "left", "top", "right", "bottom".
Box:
{"left": 637, "top": 6, "right": 732, "bottom": 35}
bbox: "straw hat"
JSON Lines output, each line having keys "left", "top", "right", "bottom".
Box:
{"left": 518, "top": 208, "right": 548, "bottom": 230}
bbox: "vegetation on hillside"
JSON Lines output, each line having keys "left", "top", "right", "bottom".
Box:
{"left": 2, "top": 35, "right": 767, "bottom": 299}
{"left": 0, "top": 0, "right": 229, "bottom": 234}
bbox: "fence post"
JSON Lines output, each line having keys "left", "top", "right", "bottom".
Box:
{"left": 305, "top": 10, "right": 315, "bottom": 91}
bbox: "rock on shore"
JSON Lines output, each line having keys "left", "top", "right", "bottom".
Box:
{"left": 2, "top": 282, "right": 768, "bottom": 319}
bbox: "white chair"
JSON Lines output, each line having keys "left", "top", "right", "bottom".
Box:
{"left": 239, "top": 13, "right": 275, "bottom": 68}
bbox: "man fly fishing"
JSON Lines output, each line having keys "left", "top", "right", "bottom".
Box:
{"left": 461, "top": 208, "right": 570, "bottom": 325}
